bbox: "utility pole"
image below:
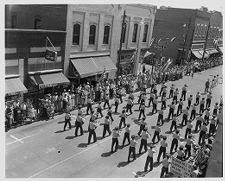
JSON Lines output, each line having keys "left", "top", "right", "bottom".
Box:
{"left": 181, "top": 18, "right": 191, "bottom": 65}
{"left": 202, "top": 21, "right": 210, "bottom": 61}
{"left": 117, "top": 10, "right": 126, "bottom": 78}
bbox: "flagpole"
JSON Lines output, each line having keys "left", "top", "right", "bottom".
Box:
{"left": 202, "top": 21, "right": 210, "bottom": 62}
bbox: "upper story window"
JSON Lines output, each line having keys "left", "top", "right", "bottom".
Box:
{"left": 72, "top": 23, "right": 81, "bottom": 45}
{"left": 103, "top": 25, "right": 110, "bottom": 45}
{"left": 122, "top": 23, "right": 127, "bottom": 43}
{"left": 11, "top": 14, "right": 17, "bottom": 28}
{"left": 142, "top": 24, "right": 149, "bottom": 42}
{"left": 132, "top": 23, "right": 138, "bottom": 43}
{"left": 34, "top": 16, "right": 41, "bottom": 29}
{"left": 89, "top": 24, "right": 96, "bottom": 45}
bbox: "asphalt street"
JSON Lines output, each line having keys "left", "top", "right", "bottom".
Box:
{"left": 5, "top": 65, "right": 223, "bottom": 178}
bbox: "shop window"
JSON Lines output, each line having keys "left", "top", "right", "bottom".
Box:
{"left": 142, "top": 24, "right": 148, "bottom": 42}
{"left": 89, "top": 24, "right": 96, "bottom": 45}
{"left": 132, "top": 23, "right": 138, "bottom": 43}
{"left": 34, "top": 16, "right": 41, "bottom": 29}
{"left": 11, "top": 14, "right": 17, "bottom": 28}
{"left": 103, "top": 25, "right": 110, "bottom": 45}
{"left": 72, "top": 23, "right": 81, "bottom": 45}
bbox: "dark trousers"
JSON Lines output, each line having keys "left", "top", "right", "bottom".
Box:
{"left": 198, "top": 131, "right": 206, "bottom": 145}
{"left": 64, "top": 119, "right": 71, "bottom": 130}
{"left": 148, "top": 97, "right": 153, "bottom": 107}
{"left": 195, "top": 120, "right": 202, "bottom": 132}
{"left": 190, "top": 110, "right": 196, "bottom": 120}
{"left": 122, "top": 132, "right": 130, "bottom": 146}
{"left": 181, "top": 91, "right": 186, "bottom": 101}
{"left": 181, "top": 114, "right": 188, "bottom": 126}
{"left": 138, "top": 124, "right": 145, "bottom": 136}
{"left": 152, "top": 131, "right": 160, "bottom": 143}
{"left": 161, "top": 101, "right": 166, "bottom": 110}
{"left": 126, "top": 104, "right": 133, "bottom": 114}
{"left": 209, "top": 124, "right": 216, "bottom": 136}
{"left": 111, "top": 138, "right": 119, "bottom": 152}
{"left": 196, "top": 97, "right": 200, "bottom": 105}
{"left": 185, "top": 128, "right": 191, "bottom": 139}
{"left": 103, "top": 100, "right": 110, "bottom": 109}
{"left": 138, "top": 110, "right": 145, "bottom": 119}
{"left": 169, "top": 90, "right": 173, "bottom": 98}
{"left": 139, "top": 139, "right": 147, "bottom": 153}
{"left": 204, "top": 115, "right": 209, "bottom": 124}
{"left": 176, "top": 105, "right": 182, "bottom": 115}
{"left": 119, "top": 117, "right": 126, "bottom": 129}
{"left": 157, "top": 114, "right": 164, "bottom": 125}
{"left": 119, "top": 94, "right": 123, "bottom": 103}
{"left": 88, "top": 129, "right": 96, "bottom": 143}
{"left": 160, "top": 167, "right": 169, "bottom": 177}
{"left": 138, "top": 95, "right": 142, "bottom": 103}
{"left": 199, "top": 104, "right": 204, "bottom": 114}
{"left": 157, "top": 146, "right": 166, "bottom": 162}
{"left": 170, "top": 138, "right": 178, "bottom": 153}
{"left": 102, "top": 124, "right": 111, "bottom": 137}
{"left": 188, "top": 100, "right": 192, "bottom": 108}
{"left": 86, "top": 103, "right": 93, "bottom": 114}
{"left": 185, "top": 144, "right": 191, "bottom": 158}
{"left": 152, "top": 104, "right": 157, "bottom": 114}
{"left": 173, "top": 96, "right": 178, "bottom": 104}
{"left": 128, "top": 146, "right": 136, "bottom": 161}
{"left": 108, "top": 113, "right": 114, "bottom": 122}
{"left": 144, "top": 156, "right": 153, "bottom": 171}
{"left": 206, "top": 99, "right": 211, "bottom": 108}
{"left": 167, "top": 109, "right": 174, "bottom": 120}
{"left": 159, "top": 88, "right": 163, "bottom": 96}
{"left": 75, "top": 122, "right": 83, "bottom": 136}
{"left": 97, "top": 108, "right": 103, "bottom": 118}
{"left": 115, "top": 102, "right": 119, "bottom": 113}
{"left": 170, "top": 120, "right": 177, "bottom": 132}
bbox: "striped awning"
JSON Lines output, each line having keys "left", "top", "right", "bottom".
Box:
{"left": 93, "top": 56, "right": 117, "bottom": 73}
{"left": 5, "top": 78, "right": 28, "bottom": 96}
{"left": 70, "top": 58, "right": 102, "bottom": 78}
{"left": 29, "top": 72, "right": 70, "bottom": 89}
{"left": 206, "top": 49, "right": 218, "bottom": 55}
{"left": 192, "top": 50, "right": 202, "bottom": 59}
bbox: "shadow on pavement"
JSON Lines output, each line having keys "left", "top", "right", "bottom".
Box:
{"left": 135, "top": 171, "right": 148, "bottom": 177}
{"left": 83, "top": 130, "right": 89, "bottom": 133}
{"left": 153, "top": 161, "right": 161, "bottom": 167}
{"left": 134, "top": 109, "right": 140, "bottom": 112}
{"left": 117, "top": 161, "right": 130, "bottom": 167}
{"left": 55, "top": 130, "right": 65, "bottom": 133}
{"left": 133, "top": 119, "right": 140, "bottom": 125}
{"left": 101, "top": 151, "right": 113, "bottom": 157}
{"left": 165, "top": 131, "right": 172, "bottom": 134}
{"left": 151, "top": 126, "right": 156, "bottom": 129}
{"left": 97, "top": 136, "right": 103, "bottom": 140}
{"left": 57, "top": 121, "right": 65, "bottom": 124}
{"left": 65, "top": 135, "right": 76, "bottom": 139}
{"left": 164, "top": 118, "right": 170, "bottom": 123}
{"left": 77, "top": 143, "right": 88, "bottom": 148}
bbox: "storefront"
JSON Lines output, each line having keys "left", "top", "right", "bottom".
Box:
{"left": 118, "top": 49, "right": 135, "bottom": 75}
{"left": 5, "top": 75, "right": 28, "bottom": 103}
{"left": 26, "top": 70, "right": 70, "bottom": 112}
{"left": 69, "top": 56, "right": 117, "bottom": 85}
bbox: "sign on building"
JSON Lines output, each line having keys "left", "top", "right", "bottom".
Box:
{"left": 45, "top": 49, "right": 57, "bottom": 61}
{"left": 170, "top": 156, "right": 193, "bottom": 178}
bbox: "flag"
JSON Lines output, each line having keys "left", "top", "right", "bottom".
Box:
{"left": 194, "top": 146, "right": 206, "bottom": 165}
{"left": 160, "top": 58, "right": 172, "bottom": 72}
{"left": 149, "top": 37, "right": 155, "bottom": 47}
{"left": 99, "top": 67, "right": 106, "bottom": 82}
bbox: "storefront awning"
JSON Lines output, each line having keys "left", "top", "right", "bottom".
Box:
{"left": 192, "top": 50, "right": 202, "bottom": 59}
{"left": 198, "top": 50, "right": 210, "bottom": 59}
{"left": 5, "top": 78, "right": 28, "bottom": 96}
{"left": 93, "top": 56, "right": 117, "bottom": 73}
{"left": 218, "top": 46, "right": 223, "bottom": 54}
{"left": 70, "top": 58, "right": 102, "bottom": 78}
{"left": 206, "top": 49, "right": 218, "bottom": 55}
{"left": 29, "top": 72, "right": 70, "bottom": 89}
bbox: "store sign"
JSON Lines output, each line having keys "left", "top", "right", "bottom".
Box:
{"left": 45, "top": 49, "right": 57, "bottom": 61}
{"left": 171, "top": 156, "right": 193, "bottom": 178}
